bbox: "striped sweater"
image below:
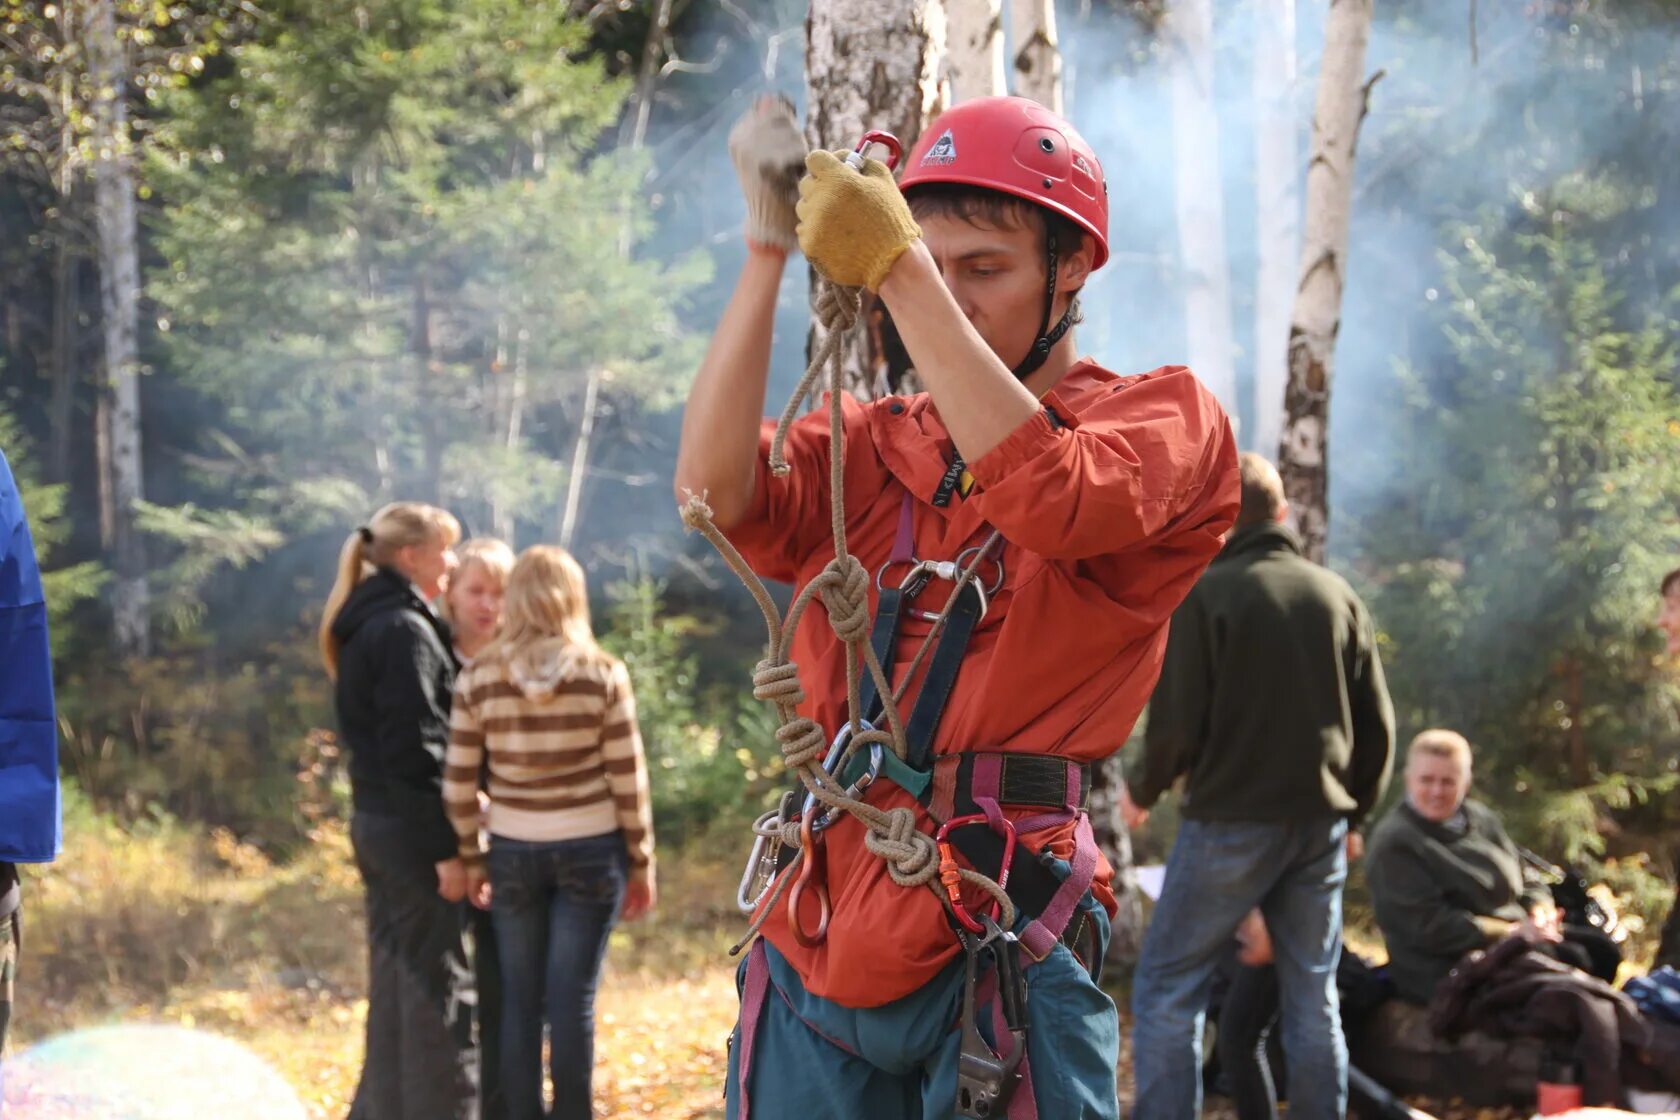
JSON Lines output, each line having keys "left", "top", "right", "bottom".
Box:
{"left": 443, "top": 645, "right": 654, "bottom": 881}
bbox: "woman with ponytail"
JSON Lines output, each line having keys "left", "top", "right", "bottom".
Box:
{"left": 443, "top": 545, "right": 655, "bottom": 1120}
{"left": 321, "top": 502, "right": 478, "bottom": 1120}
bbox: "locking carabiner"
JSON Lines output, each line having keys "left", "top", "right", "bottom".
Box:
{"left": 935, "top": 813, "right": 1018, "bottom": 935}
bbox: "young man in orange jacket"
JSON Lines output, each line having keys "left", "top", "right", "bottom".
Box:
{"left": 675, "top": 94, "right": 1240, "bottom": 1119}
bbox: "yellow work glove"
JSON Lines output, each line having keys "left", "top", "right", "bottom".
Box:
{"left": 728, "top": 94, "right": 807, "bottom": 252}
{"left": 796, "top": 150, "right": 922, "bottom": 291}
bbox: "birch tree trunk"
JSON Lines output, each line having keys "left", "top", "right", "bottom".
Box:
{"left": 1252, "top": 0, "right": 1299, "bottom": 456}
{"left": 1278, "top": 0, "right": 1377, "bottom": 563}
{"left": 1009, "top": 0, "right": 1062, "bottom": 114}
{"left": 1164, "top": 0, "right": 1238, "bottom": 418}
{"left": 946, "top": 0, "right": 1005, "bottom": 103}
{"left": 806, "top": 0, "right": 946, "bottom": 399}
{"left": 88, "top": 0, "right": 150, "bottom": 656}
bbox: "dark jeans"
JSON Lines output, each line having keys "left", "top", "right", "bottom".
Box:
{"left": 487, "top": 833, "right": 627, "bottom": 1120}
{"left": 469, "top": 904, "right": 507, "bottom": 1120}
{"left": 349, "top": 812, "right": 479, "bottom": 1120}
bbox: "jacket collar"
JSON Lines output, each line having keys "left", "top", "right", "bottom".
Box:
{"left": 1217, "top": 520, "right": 1304, "bottom": 564}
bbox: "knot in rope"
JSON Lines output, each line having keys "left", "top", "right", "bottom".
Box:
{"left": 752, "top": 658, "right": 805, "bottom": 707}
{"left": 864, "top": 807, "right": 940, "bottom": 887}
{"left": 817, "top": 555, "right": 871, "bottom": 645}
{"left": 815, "top": 283, "right": 861, "bottom": 333}
{"left": 776, "top": 716, "right": 827, "bottom": 769}
{"left": 677, "top": 491, "right": 714, "bottom": 532}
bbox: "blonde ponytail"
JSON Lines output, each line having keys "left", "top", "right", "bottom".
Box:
{"left": 319, "top": 502, "right": 462, "bottom": 680}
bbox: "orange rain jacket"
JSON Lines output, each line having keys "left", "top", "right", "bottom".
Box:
{"left": 724, "top": 361, "right": 1240, "bottom": 1008}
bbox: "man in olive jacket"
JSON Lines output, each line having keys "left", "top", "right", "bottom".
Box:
{"left": 1125, "top": 453, "right": 1396, "bottom": 1120}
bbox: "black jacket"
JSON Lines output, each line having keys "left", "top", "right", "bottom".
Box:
{"left": 331, "top": 568, "right": 459, "bottom": 861}
{"left": 1131, "top": 521, "right": 1395, "bottom": 825}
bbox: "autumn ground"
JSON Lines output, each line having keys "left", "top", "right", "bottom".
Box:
{"left": 9, "top": 806, "right": 1593, "bottom": 1119}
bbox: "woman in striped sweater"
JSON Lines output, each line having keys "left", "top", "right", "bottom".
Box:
{"left": 443, "top": 545, "right": 654, "bottom": 1120}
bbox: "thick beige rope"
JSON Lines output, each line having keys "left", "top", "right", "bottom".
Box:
{"left": 681, "top": 274, "right": 1014, "bottom": 957}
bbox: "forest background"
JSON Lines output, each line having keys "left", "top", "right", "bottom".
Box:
{"left": 3, "top": 0, "right": 1679, "bottom": 1114}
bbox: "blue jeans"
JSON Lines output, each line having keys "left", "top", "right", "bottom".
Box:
{"left": 1131, "top": 817, "right": 1348, "bottom": 1120}
{"left": 726, "top": 870, "right": 1120, "bottom": 1118}
{"left": 487, "top": 833, "right": 627, "bottom": 1120}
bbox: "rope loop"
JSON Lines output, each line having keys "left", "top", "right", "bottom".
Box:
{"left": 775, "top": 716, "right": 827, "bottom": 769}
{"left": 752, "top": 658, "right": 805, "bottom": 707}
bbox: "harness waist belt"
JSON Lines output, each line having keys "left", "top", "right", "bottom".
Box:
{"left": 928, "top": 753, "right": 1089, "bottom": 821}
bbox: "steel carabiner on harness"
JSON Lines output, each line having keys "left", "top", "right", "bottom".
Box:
{"left": 736, "top": 789, "right": 799, "bottom": 914}
{"left": 803, "top": 719, "right": 884, "bottom": 834}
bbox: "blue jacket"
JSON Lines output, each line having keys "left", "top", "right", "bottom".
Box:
{"left": 0, "top": 447, "right": 60, "bottom": 863}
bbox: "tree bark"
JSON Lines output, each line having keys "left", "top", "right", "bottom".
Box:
{"left": 88, "top": 0, "right": 150, "bottom": 656}
{"left": 946, "top": 0, "right": 1004, "bottom": 103}
{"left": 1277, "top": 0, "right": 1377, "bottom": 563}
{"left": 1164, "top": 0, "right": 1238, "bottom": 417}
{"left": 1088, "top": 755, "right": 1147, "bottom": 967}
{"left": 805, "top": 0, "right": 947, "bottom": 398}
{"left": 1009, "top": 0, "right": 1062, "bottom": 114}
{"left": 558, "top": 367, "right": 601, "bottom": 550}
{"left": 1252, "top": 0, "right": 1299, "bottom": 456}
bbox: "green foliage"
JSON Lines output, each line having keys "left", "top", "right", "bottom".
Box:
{"left": 598, "top": 574, "right": 781, "bottom": 847}
{"left": 1353, "top": 197, "right": 1680, "bottom": 796}
{"left": 0, "top": 406, "right": 105, "bottom": 627}
{"left": 144, "top": 0, "right": 709, "bottom": 544}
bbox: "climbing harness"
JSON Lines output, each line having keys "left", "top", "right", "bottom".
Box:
{"left": 956, "top": 916, "right": 1031, "bottom": 1119}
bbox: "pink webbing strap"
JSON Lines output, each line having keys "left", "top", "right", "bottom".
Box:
{"left": 1019, "top": 813, "right": 1099, "bottom": 961}
{"left": 736, "top": 939, "right": 771, "bottom": 1120}
{"left": 970, "top": 755, "right": 1008, "bottom": 832}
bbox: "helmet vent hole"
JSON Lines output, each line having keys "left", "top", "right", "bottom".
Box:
{"left": 1040, "top": 137, "right": 1055, "bottom": 153}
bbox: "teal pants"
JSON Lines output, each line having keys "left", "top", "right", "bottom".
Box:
{"left": 724, "top": 889, "right": 1119, "bottom": 1120}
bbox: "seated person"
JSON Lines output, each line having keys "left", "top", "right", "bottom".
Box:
{"left": 1366, "top": 729, "right": 1619, "bottom": 1004}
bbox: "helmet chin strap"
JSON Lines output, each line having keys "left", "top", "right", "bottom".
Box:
{"left": 1011, "top": 224, "right": 1077, "bottom": 381}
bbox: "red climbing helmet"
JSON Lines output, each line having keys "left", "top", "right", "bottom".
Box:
{"left": 898, "top": 95, "right": 1110, "bottom": 270}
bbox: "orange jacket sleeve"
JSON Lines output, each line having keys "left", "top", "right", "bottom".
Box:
{"left": 964, "top": 366, "right": 1239, "bottom": 561}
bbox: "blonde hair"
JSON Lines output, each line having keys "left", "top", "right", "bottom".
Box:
{"left": 440, "top": 537, "right": 515, "bottom": 627}
{"left": 480, "top": 545, "right": 613, "bottom": 678}
{"left": 1406, "top": 728, "right": 1474, "bottom": 775}
{"left": 319, "top": 502, "right": 461, "bottom": 679}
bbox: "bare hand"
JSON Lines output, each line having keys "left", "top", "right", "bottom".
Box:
{"left": 435, "top": 857, "right": 468, "bottom": 902}
{"left": 1345, "top": 830, "right": 1365, "bottom": 862}
{"left": 1118, "top": 783, "right": 1150, "bottom": 831}
{"left": 621, "top": 877, "right": 656, "bottom": 922}
{"left": 1235, "top": 909, "right": 1274, "bottom": 967}
{"left": 467, "top": 868, "right": 492, "bottom": 910}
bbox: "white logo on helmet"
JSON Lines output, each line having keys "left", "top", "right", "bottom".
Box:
{"left": 1072, "top": 154, "right": 1092, "bottom": 177}
{"left": 921, "top": 129, "right": 957, "bottom": 166}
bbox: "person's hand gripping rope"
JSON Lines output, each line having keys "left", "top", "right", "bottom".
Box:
{"left": 796, "top": 144, "right": 922, "bottom": 291}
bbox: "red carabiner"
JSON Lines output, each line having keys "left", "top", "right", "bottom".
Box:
{"left": 935, "top": 813, "right": 1018, "bottom": 935}
{"left": 788, "top": 806, "right": 831, "bottom": 947}
{"left": 849, "top": 129, "right": 903, "bottom": 172}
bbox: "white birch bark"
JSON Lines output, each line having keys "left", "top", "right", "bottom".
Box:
{"left": 806, "top": 0, "right": 947, "bottom": 399}
{"left": 88, "top": 0, "right": 150, "bottom": 655}
{"left": 1252, "top": 0, "right": 1299, "bottom": 456}
{"left": 1278, "top": 0, "right": 1377, "bottom": 563}
{"left": 946, "top": 0, "right": 1005, "bottom": 103}
{"left": 1164, "top": 0, "right": 1238, "bottom": 418}
{"left": 1009, "top": 0, "right": 1063, "bottom": 114}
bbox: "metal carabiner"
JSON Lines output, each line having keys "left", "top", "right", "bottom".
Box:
{"left": 845, "top": 130, "right": 903, "bottom": 172}
{"left": 787, "top": 807, "right": 831, "bottom": 947}
{"left": 736, "top": 789, "right": 798, "bottom": 913}
{"left": 811, "top": 740, "right": 885, "bottom": 834}
{"left": 935, "top": 813, "right": 1019, "bottom": 935}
